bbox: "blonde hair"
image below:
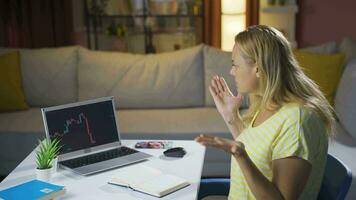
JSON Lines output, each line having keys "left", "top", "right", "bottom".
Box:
{"left": 235, "top": 25, "right": 335, "bottom": 136}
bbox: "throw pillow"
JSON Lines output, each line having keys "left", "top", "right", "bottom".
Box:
{"left": 339, "top": 37, "right": 356, "bottom": 65}
{"left": 78, "top": 45, "right": 204, "bottom": 109}
{"left": 294, "top": 50, "right": 345, "bottom": 106}
{"left": 334, "top": 59, "right": 356, "bottom": 139}
{"left": 0, "top": 51, "right": 29, "bottom": 112}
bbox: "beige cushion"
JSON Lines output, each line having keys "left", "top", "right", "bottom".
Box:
{"left": 302, "top": 41, "right": 338, "bottom": 54}
{"left": 117, "top": 107, "right": 230, "bottom": 135}
{"left": 339, "top": 37, "right": 356, "bottom": 64}
{"left": 334, "top": 59, "right": 356, "bottom": 139}
{"left": 0, "top": 107, "right": 232, "bottom": 137}
{"left": 78, "top": 45, "right": 204, "bottom": 109}
{"left": 203, "top": 45, "right": 249, "bottom": 108}
{"left": 0, "top": 46, "right": 79, "bottom": 106}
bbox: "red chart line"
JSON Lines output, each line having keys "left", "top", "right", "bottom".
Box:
{"left": 52, "top": 113, "right": 96, "bottom": 144}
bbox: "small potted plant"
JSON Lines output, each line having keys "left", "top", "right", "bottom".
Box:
{"left": 35, "top": 138, "right": 61, "bottom": 182}
{"left": 106, "top": 22, "right": 128, "bottom": 52}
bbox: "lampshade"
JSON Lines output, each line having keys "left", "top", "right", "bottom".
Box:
{"left": 221, "top": 0, "right": 246, "bottom": 51}
{"left": 221, "top": 0, "right": 246, "bottom": 14}
{"left": 221, "top": 15, "right": 246, "bottom": 51}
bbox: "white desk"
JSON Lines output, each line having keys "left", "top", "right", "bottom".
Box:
{"left": 0, "top": 140, "right": 206, "bottom": 200}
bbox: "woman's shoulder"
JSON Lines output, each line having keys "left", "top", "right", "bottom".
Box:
{"left": 278, "top": 102, "right": 301, "bottom": 119}
{"left": 279, "top": 102, "right": 322, "bottom": 127}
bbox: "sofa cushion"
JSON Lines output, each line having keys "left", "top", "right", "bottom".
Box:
{"left": 1, "top": 46, "right": 79, "bottom": 106}
{"left": 0, "top": 107, "right": 249, "bottom": 137}
{"left": 335, "top": 59, "right": 356, "bottom": 140}
{"left": 339, "top": 37, "right": 356, "bottom": 65}
{"left": 0, "top": 51, "right": 29, "bottom": 112}
{"left": 301, "top": 41, "right": 338, "bottom": 54}
{"left": 21, "top": 46, "right": 78, "bottom": 106}
{"left": 0, "top": 108, "right": 44, "bottom": 133}
{"left": 294, "top": 50, "right": 345, "bottom": 105}
{"left": 78, "top": 45, "right": 204, "bottom": 109}
{"left": 203, "top": 45, "right": 249, "bottom": 108}
{"left": 117, "top": 108, "right": 230, "bottom": 135}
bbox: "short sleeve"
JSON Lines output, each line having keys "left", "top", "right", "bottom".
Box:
{"left": 271, "top": 117, "right": 310, "bottom": 161}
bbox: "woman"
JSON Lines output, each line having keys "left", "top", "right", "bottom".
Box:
{"left": 195, "top": 25, "right": 335, "bottom": 200}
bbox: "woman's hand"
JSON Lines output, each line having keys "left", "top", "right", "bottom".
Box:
{"left": 195, "top": 134, "right": 245, "bottom": 157}
{"left": 209, "top": 76, "right": 244, "bottom": 123}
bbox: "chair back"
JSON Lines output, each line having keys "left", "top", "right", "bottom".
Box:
{"left": 317, "top": 154, "right": 352, "bottom": 200}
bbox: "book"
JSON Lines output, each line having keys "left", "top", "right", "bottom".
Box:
{"left": 108, "top": 165, "right": 190, "bottom": 198}
{"left": 0, "top": 179, "right": 65, "bottom": 200}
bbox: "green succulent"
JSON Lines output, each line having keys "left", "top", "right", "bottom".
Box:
{"left": 106, "top": 23, "right": 127, "bottom": 38}
{"left": 36, "top": 138, "right": 61, "bottom": 170}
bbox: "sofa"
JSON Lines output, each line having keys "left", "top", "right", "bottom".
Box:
{"left": 0, "top": 44, "right": 250, "bottom": 178}
{"left": 0, "top": 39, "right": 356, "bottom": 199}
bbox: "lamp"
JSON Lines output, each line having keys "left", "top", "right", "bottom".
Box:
{"left": 221, "top": 0, "right": 246, "bottom": 51}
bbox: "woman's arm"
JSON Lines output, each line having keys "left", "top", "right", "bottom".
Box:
{"left": 223, "top": 110, "right": 245, "bottom": 139}
{"left": 195, "top": 135, "right": 312, "bottom": 200}
{"left": 236, "top": 152, "right": 311, "bottom": 200}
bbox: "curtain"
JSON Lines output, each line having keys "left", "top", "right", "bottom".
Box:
{"left": 203, "top": 0, "right": 221, "bottom": 48}
{"left": 0, "top": 0, "right": 73, "bottom": 48}
{"left": 246, "top": 0, "right": 259, "bottom": 27}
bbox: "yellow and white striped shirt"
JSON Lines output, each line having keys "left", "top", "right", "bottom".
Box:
{"left": 228, "top": 103, "right": 328, "bottom": 200}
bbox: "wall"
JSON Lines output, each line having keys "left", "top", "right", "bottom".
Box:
{"left": 296, "top": 0, "right": 356, "bottom": 47}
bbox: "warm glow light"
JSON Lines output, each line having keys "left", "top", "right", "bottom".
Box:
{"left": 221, "top": 0, "right": 246, "bottom": 14}
{"left": 221, "top": 15, "right": 245, "bottom": 51}
{"left": 221, "top": 0, "right": 246, "bottom": 51}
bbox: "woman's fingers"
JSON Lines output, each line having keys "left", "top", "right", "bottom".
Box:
{"left": 211, "top": 79, "right": 219, "bottom": 94}
{"left": 196, "top": 134, "right": 246, "bottom": 155}
{"left": 209, "top": 86, "right": 217, "bottom": 97}
{"left": 209, "top": 86, "right": 223, "bottom": 106}
{"left": 214, "top": 76, "right": 225, "bottom": 93}
{"left": 219, "top": 77, "right": 230, "bottom": 93}
{"left": 195, "top": 134, "right": 222, "bottom": 147}
{"left": 197, "top": 134, "right": 216, "bottom": 143}
{"left": 210, "top": 76, "right": 227, "bottom": 96}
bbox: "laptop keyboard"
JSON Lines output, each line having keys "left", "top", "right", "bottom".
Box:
{"left": 59, "top": 146, "right": 139, "bottom": 169}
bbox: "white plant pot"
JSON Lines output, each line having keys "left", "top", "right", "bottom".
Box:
{"left": 36, "top": 167, "right": 52, "bottom": 182}
{"left": 51, "top": 157, "right": 58, "bottom": 174}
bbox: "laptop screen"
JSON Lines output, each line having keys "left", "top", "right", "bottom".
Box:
{"left": 43, "top": 99, "right": 119, "bottom": 154}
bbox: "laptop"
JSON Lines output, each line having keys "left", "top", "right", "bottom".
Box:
{"left": 41, "top": 96, "right": 152, "bottom": 176}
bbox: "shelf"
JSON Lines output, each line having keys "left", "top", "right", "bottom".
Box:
{"left": 88, "top": 14, "right": 203, "bottom": 18}
{"left": 262, "top": 5, "right": 298, "bottom": 13}
{"left": 85, "top": 0, "right": 204, "bottom": 53}
{"left": 93, "top": 28, "right": 196, "bottom": 35}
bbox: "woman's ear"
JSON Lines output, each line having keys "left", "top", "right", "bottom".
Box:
{"left": 255, "top": 65, "right": 261, "bottom": 78}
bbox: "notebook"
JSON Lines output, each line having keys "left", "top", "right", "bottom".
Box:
{"left": 0, "top": 179, "right": 65, "bottom": 200}
{"left": 108, "top": 165, "right": 190, "bottom": 197}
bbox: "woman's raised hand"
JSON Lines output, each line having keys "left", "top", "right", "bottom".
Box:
{"left": 209, "top": 76, "right": 244, "bottom": 122}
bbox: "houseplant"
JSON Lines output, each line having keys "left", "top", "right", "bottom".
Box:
{"left": 35, "top": 138, "right": 61, "bottom": 182}
{"left": 106, "top": 23, "right": 128, "bottom": 52}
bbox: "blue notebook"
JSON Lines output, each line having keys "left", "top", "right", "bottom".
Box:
{"left": 0, "top": 179, "right": 65, "bottom": 200}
